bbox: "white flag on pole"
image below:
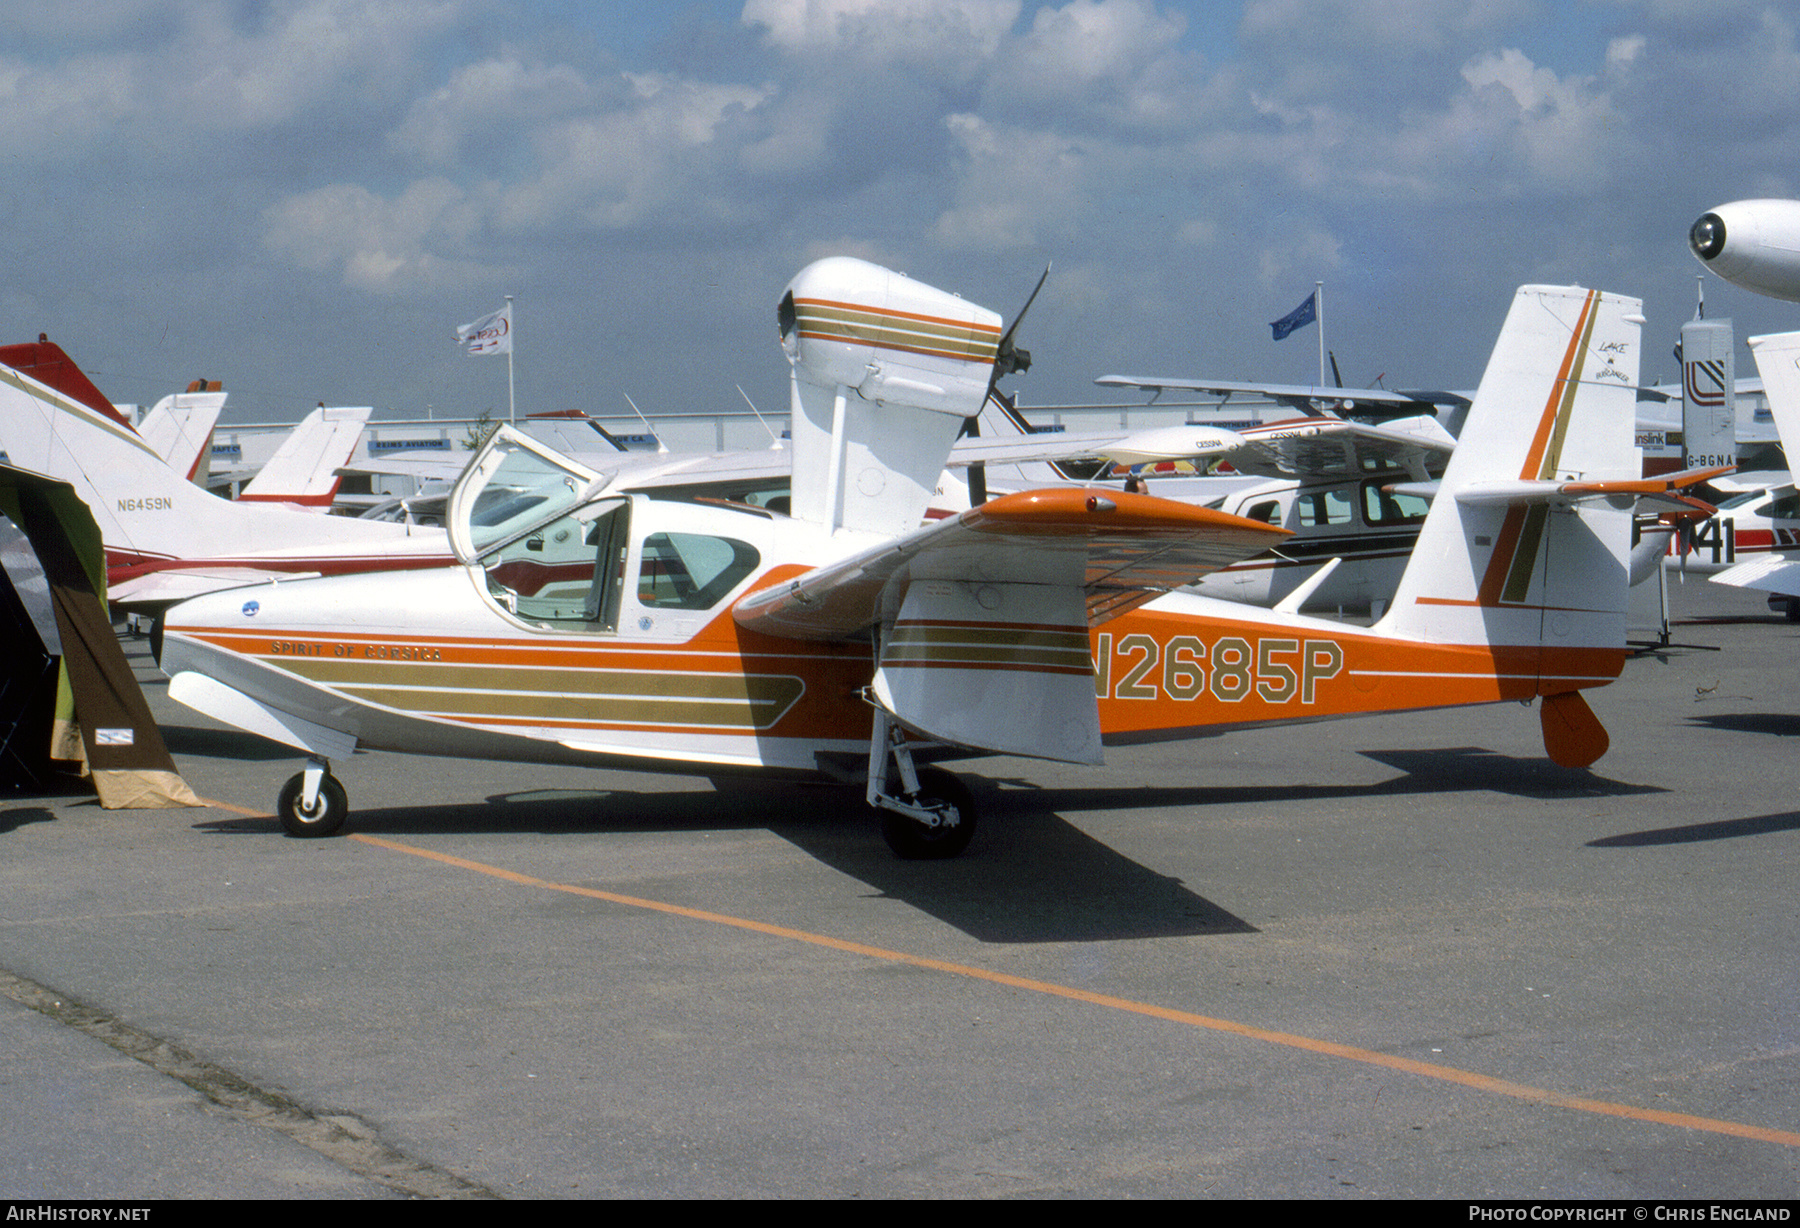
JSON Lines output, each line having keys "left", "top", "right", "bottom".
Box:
{"left": 455, "top": 301, "right": 512, "bottom": 355}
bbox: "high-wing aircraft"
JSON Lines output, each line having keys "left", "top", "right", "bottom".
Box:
{"left": 1092, "top": 372, "right": 1473, "bottom": 427}
{"left": 965, "top": 395, "right": 1457, "bottom": 614}
{"left": 1690, "top": 200, "right": 1800, "bottom": 302}
{"left": 154, "top": 260, "right": 1687, "bottom": 859}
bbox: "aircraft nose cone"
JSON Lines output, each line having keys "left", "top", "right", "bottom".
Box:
{"left": 1691, "top": 212, "right": 1727, "bottom": 261}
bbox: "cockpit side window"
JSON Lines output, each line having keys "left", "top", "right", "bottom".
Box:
{"left": 637, "top": 533, "right": 761, "bottom": 610}
{"left": 1361, "top": 480, "right": 1430, "bottom": 526}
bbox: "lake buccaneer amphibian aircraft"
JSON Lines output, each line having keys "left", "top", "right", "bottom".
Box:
{"left": 157, "top": 259, "right": 1688, "bottom": 858}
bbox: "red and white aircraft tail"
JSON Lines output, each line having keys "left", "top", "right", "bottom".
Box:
{"left": 135, "top": 381, "right": 227, "bottom": 485}
{"left": 0, "top": 341, "right": 450, "bottom": 605}
{"left": 238, "top": 404, "right": 372, "bottom": 511}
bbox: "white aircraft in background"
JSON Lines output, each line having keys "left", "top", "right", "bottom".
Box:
{"left": 1709, "top": 330, "right": 1800, "bottom": 615}
{"left": 1690, "top": 200, "right": 1800, "bottom": 302}
{"left": 0, "top": 339, "right": 458, "bottom": 607}
{"left": 156, "top": 259, "right": 1698, "bottom": 859}
{"left": 0, "top": 340, "right": 823, "bottom": 607}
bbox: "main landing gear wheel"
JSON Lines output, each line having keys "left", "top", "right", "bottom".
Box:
{"left": 878, "top": 767, "right": 976, "bottom": 860}
{"left": 277, "top": 771, "right": 348, "bottom": 838}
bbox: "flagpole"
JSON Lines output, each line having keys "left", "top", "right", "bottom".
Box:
{"left": 506, "top": 295, "right": 516, "bottom": 424}
{"left": 1316, "top": 281, "right": 1325, "bottom": 387}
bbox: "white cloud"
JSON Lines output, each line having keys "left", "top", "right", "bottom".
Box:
{"left": 1451, "top": 48, "right": 1624, "bottom": 193}
{"left": 743, "top": 0, "right": 1021, "bottom": 71}
{"left": 392, "top": 54, "right": 599, "bottom": 166}
{"left": 261, "top": 178, "right": 498, "bottom": 293}
{"left": 169, "top": 0, "right": 466, "bottom": 129}
{"left": 982, "top": 0, "right": 1202, "bottom": 131}
{"left": 498, "top": 74, "right": 774, "bottom": 232}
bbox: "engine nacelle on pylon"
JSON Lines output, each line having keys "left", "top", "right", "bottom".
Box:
{"left": 1690, "top": 200, "right": 1800, "bottom": 303}
{"left": 779, "top": 257, "right": 1002, "bottom": 537}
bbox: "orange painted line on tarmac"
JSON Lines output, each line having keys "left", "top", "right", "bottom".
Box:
{"left": 347, "top": 831, "right": 1800, "bottom": 1151}
{"left": 201, "top": 797, "right": 268, "bottom": 817}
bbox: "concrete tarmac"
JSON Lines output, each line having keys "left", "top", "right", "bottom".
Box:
{"left": 2, "top": 579, "right": 1798, "bottom": 1198}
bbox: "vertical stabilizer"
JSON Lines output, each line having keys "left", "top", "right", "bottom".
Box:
{"left": 1380, "top": 286, "right": 1641, "bottom": 676}
{"left": 137, "top": 385, "right": 228, "bottom": 484}
{"left": 240, "top": 405, "right": 371, "bottom": 509}
{"left": 0, "top": 344, "right": 428, "bottom": 589}
{"left": 780, "top": 258, "right": 1000, "bottom": 536}
{"left": 1681, "top": 318, "right": 1736, "bottom": 470}
{"left": 1748, "top": 330, "right": 1800, "bottom": 458}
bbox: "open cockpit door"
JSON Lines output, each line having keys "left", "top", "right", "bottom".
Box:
{"left": 447, "top": 426, "right": 606, "bottom": 565}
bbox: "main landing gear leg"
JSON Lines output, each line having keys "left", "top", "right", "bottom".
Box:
{"left": 866, "top": 711, "right": 976, "bottom": 859}
{"left": 277, "top": 758, "right": 349, "bottom": 838}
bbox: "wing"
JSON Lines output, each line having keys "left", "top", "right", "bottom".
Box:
{"left": 949, "top": 411, "right": 1455, "bottom": 483}
{"left": 1103, "top": 414, "right": 1456, "bottom": 482}
{"left": 1095, "top": 374, "right": 1471, "bottom": 418}
{"left": 732, "top": 486, "right": 1290, "bottom": 641}
{"left": 107, "top": 566, "right": 324, "bottom": 607}
{"left": 1713, "top": 553, "right": 1800, "bottom": 599}
{"left": 733, "top": 487, "right": 1288, "bottom": 765}
{"left": 1448, "top": 463, "right": 1731, "bottom": 514}
{"left": 945, "top": 428, "right": 1142, "bottom": 468}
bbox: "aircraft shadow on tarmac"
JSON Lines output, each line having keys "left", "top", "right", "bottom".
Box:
{"left": 160, "top": 724, "right": 305, "bottom": 762}
{"left": 1588, "top": 810, "right": 1800, "bottom": 847}
{"left": 0, "top": 806, "right": 60, "bottom": 835}
{"left": 192, "top": 780, "right": 1256, "bottom": 944}
{"left": 187, "top": 743, "right": 1659, "bottom": 944}
{"left": 1683, "top": 712, "right": 1800, "bottom": 738}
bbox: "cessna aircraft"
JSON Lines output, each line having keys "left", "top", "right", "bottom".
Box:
{"left": 965, "top": 395, "right": 1456, "bottom": 614}
{"left": 153, "top": 259, "right": 1714, "bottom": 859}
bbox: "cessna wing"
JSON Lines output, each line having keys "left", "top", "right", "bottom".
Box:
{"left": 966, "top": 393, "right": 1454, "bottom": 482}
{"left": 1100, "top": 414, "right": 1455, "bottom": 480}
{"left": 732, "top": 486, "right": 1289, "bottom": 642}
{"left": 1399, "top": 464, "right": 1731, "bottom": 515}
{"left": 1095, "top": 374, "right": 1470, "bottom": 419}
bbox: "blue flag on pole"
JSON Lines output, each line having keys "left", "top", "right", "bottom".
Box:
{"left": 1270, "top": 291, "right": 1317, "bottom": 341}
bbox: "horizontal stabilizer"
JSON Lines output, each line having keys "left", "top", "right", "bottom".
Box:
{"left": 109, "top": 568, "right": 323, "bottom": 606}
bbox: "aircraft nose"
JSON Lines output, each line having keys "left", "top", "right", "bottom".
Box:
{"left": 1690, "top": 212, "right": 1727, "bottom": 262}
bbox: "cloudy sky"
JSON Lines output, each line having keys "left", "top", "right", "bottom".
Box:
{"left": 5, "top": 0, "right": 1798, "bottom": 426}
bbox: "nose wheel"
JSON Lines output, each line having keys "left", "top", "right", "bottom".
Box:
{"left": 277, "top": 760, "right": 348, "bottom": 838}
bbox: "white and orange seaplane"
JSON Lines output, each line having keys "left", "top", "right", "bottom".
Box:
{"left": 155, "top": 259, "right": 1708, "bottom": 857}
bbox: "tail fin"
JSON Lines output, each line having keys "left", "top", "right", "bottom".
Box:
{"left": 239, "top": 405, "right": 371, "bottom": 510}
{"left": 1748, "top": 330, "right": 1800, "bottom": 453}
{"left": 1380, "top": 286, "right": 1642, "bottom": 668}
{"left": 0, "top": 342, "right": 418, "bottom": 585}
{"left": 137, "top": 385, "right": 228, "bottom": 484}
